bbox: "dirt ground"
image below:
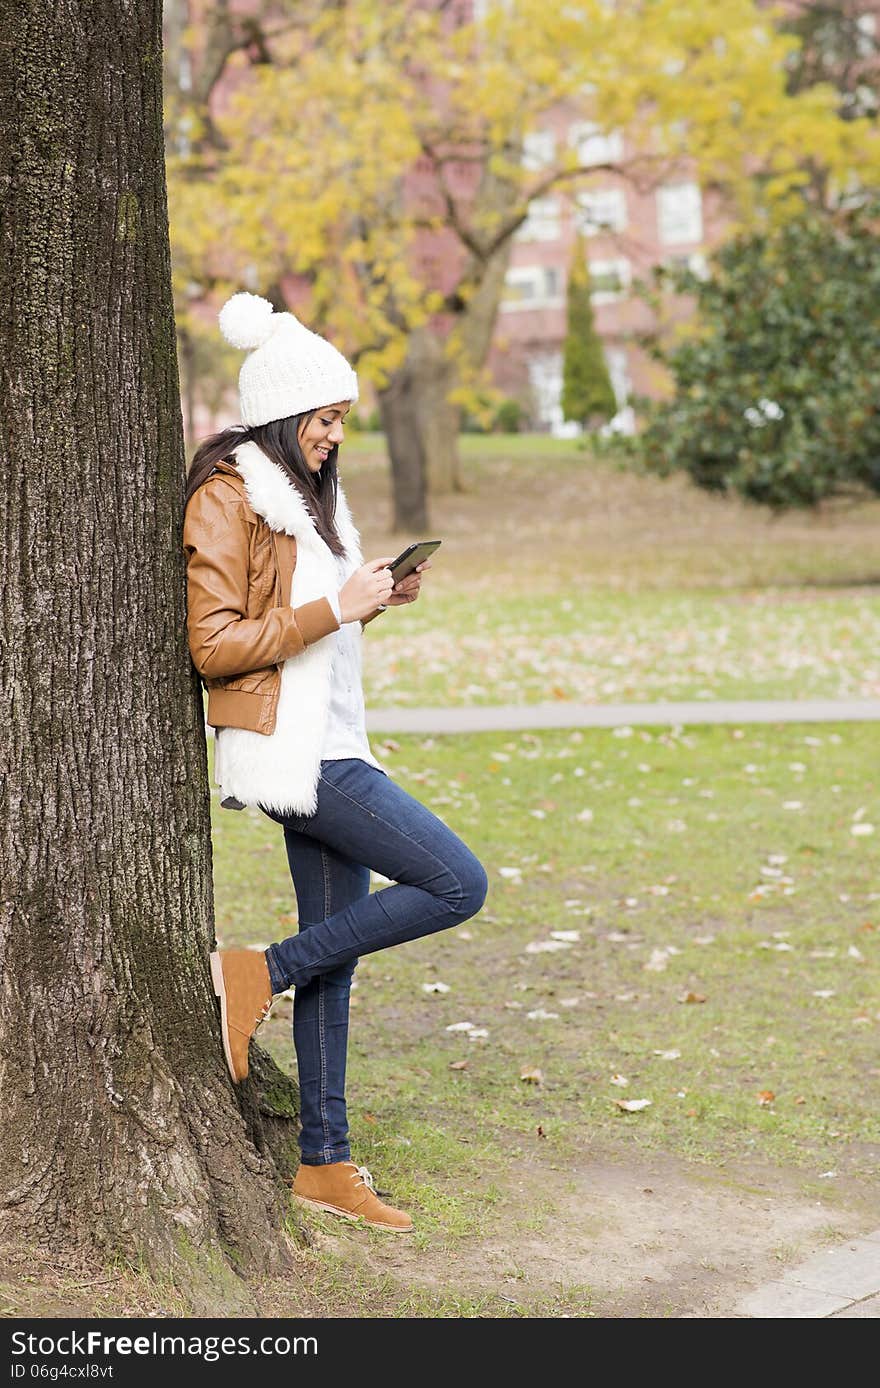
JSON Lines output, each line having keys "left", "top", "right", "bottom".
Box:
{"left": 2, "top": 1146, "right": 875, "bottom": 1320}
{"left": 266, "top": 1148, "right": 876, "bottom": 1319}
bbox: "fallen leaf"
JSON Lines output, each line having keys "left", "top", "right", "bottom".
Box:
{"left": 527, "top": 1008, "right": 560, "bottom": 1020}
{"left": 794, "top": 1095, "right": 806, "bottom": 1105}
{"left": 653, "top": 1048, "right": 681, "bottom": 1060}
{"left": 525, "top": 939, "right": 573, "bottom": 954}
{"left": 550, "top": 929, "right": 581, "bottom": 943}
{"left": 678, "top": 991, "right": 707, "bottom": 1004}
{"left": 445, "top": 1020, "right": 474, "bottom": 1032}
{"left": 644, "top": 948, "right": 670, "bottom": 972}
{"left": 520, "top": 1066, "right": 544, "bottom": 1084}
{"left": 449, "top": 1060, "right": 469, "bottom": 1071}
{"left": 757, "top": 1090, "right": 775, "bottom": 1106}
{"left": 467, "top": 1028, "right": 489, "bottom": 1040}
{"left": 363, "top": 1113, "right": 377, "bottom": 1124}
{"left": 614, "top": 1098, "right": 652, "bottom": 1112}
{"left": 610, "top": 1073, "right": 629, "bottom": 1087}
{"left": 536, "top": 1124, "right": 547, "bottom": 1137}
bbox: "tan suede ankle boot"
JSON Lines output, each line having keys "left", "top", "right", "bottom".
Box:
{"left": 210, "top": 949, "right": 274, "bottom": 1082}
{"left": 293, "top": 1161, "right": 414, "bottom": 1232}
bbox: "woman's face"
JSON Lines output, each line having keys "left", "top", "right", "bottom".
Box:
{"left": 298, "top": 401, "right": 351, "bottom": 472}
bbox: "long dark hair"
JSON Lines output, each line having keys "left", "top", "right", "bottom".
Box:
{"left": 184, "top": 411, "right": 346, "bottom": 556}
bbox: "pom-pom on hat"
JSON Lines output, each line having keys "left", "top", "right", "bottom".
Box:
{"left": 218, "top": 291, "right": 359, "bottom": 428}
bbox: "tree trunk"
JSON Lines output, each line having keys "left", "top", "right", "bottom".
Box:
{"left": 0, "top": 0, "right": 299, "bottom": 1310}
{"left": 409, "top": 327, "right": 463, "bottom": 496}
{"left": 383, "top": 155, "right": 520, "bottom": 502}
{"left": 378, "top": 367, "right": 430, "bottom": 532}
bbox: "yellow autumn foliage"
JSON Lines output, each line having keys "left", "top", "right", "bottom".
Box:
{"left": 166, "top": 0, "right": 880, "bottom": 407}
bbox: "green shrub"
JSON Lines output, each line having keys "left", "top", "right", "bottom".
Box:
{"left": 638, "top": 204, "right": 880, "bottom": 509}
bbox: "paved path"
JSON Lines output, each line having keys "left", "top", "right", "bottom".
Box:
{"left": 367, "top": 697, "right": 880, "bottom": 735}
{"left": 735, "top": 1231, "right": 880, "bottom": 1317}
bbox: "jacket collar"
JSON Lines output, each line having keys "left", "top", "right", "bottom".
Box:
{"left": 221, "top": 440, "right": 361, "bottom": 563}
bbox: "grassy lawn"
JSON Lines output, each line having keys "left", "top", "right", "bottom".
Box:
{"left": 338, "top": 437, "right": 880, "bottom": 707}
{"left": 212, "top": 723, "right": 880, "bottom": 1203}
{"left": 199, "top": 443, "right": 880, "bottom": 1314}
{"left": 8, "top": 437, "right": 876, "bottom": 1320}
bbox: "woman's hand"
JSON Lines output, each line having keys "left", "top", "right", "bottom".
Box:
{"left": 338, "top": 558, "right": 396, "bottom": 624}
{"left": 385, "top": 560, "right": 431, "bottom": 606}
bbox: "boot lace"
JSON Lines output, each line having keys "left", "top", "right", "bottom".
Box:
{"left": 351, "top": 1164, "right": 376, "bottom": 1192}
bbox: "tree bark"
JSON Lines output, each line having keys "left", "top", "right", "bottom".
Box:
{"left": 378, "top": 366, "right": 430, "bottom": 533}
{"left": 409, "top": 327, "right": 462, "bottom": 497}
{"left": 0, "top": 0, "right": 299, "bottom": 1309}
{"left": 383, "top": 148, "right": 520, "bottom": 500}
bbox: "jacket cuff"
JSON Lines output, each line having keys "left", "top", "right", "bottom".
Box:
{"left": 294, "top": 596, "right": 341, "bottom": 646}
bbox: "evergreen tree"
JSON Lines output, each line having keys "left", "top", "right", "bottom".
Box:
{"left": 561, "top": 236, "right": 617, "bottom": 430}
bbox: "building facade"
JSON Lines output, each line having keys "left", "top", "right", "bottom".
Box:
{"left": 490, "top": 107, "right": 720, "bottom": 435}
{"left": 487, "top": 1, "right": 880, "bottom": 434}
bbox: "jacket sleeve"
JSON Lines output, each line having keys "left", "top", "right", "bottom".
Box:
{"left": 183, "top": 479, "right": 340, "bottom": 679}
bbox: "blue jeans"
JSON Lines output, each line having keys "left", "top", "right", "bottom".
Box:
{"left": 259, "top": 758, "right": 489, "bottom": 1166}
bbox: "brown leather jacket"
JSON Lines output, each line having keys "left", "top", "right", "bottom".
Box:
{"left": 183, "top": 458, "right": 381, "bottom": 735}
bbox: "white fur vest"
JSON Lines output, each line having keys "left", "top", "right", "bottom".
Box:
{"left": 213, "top": 440, "right": 369, "bottom": 816}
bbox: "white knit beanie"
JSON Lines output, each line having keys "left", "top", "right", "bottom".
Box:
{"left": 218, "top": 291, "right": 359, "bottom": 427}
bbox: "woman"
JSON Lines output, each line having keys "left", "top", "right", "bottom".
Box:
{"left": 183, "top": 292, "right": 488, "bottom": 1234}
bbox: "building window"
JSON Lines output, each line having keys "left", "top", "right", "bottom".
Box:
{"left": 515, "top": 197, "right": 561, "bottom": 242}
{"left": 544, "top": 266, "right": 560, "bottom": 297}
{"left": 522, "top": 129, "right": 557, "bottom": 171}
{"left": 501, "top": 265, "right": 563, "bottom": 309}
{"left": 568, "top": 121, "right": 624, "bottom": 166}
{"left": 857, "top": 13, "right": 877, "bottom": 57}
{"left": 574, "top": 187, "right": 627, "bottom": 236}
{"left": 527, "top": 352, "right": 565, "bottom": 433}
{"left": 588, "top": 258, "right": 631, "bottom": 304}
{"left": 665, "top": 250, "right": 709, "bottom": 279}
{"left": 605, "top": 346, "right": 629, "bottom": 406}
{"left": 657, "top": 182, "right": 703, "bottom": 245}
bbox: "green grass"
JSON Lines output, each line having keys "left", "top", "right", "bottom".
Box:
{"left": 201, "top": 440, "right": 880, "bottom": 1315}
{"left": 332, "top": 440, "right": 880, "bottom": 708}
{"left": 211, "top": 721, "right": 880, "bottom": 1190}
{"left": 361, "top": 588, "right": 880, "bottom": 706}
